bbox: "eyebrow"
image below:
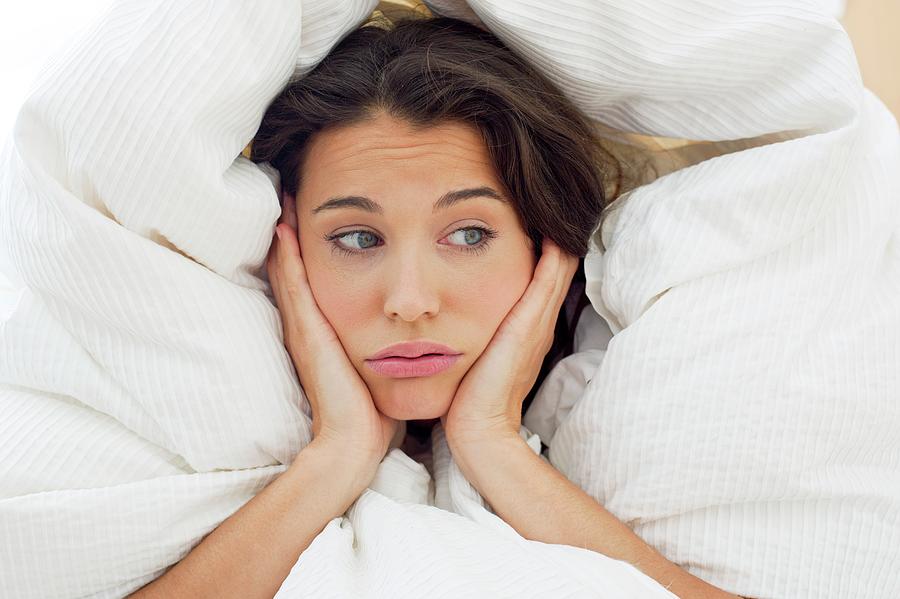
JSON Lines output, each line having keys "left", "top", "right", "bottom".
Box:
{"left": 311, "top": 186, "right": 508, "bottom": 216}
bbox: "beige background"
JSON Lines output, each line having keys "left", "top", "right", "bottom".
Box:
{"left": 843, "top": 0, "right": 899, "bottom": 119}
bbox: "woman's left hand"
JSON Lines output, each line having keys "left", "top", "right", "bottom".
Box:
{"left": 441, "top": 237, "right": 580, "bottom": 446}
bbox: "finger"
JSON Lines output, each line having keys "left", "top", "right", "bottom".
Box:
{"left": 499, "top": 237, "right": 562, "bottom": 336}
{"left": 496, "top": 238, "right": 577, "bottom": 345}
{"left": 273, "top": 223, "right": 309, "bottom": 294}
{"left": 269, "top": 224, "right": 323, "bottom": 351}
{"left": 550, "top": 249, "right": 579, "bottom": 310}
{"left": 267, "top": 229, "right": 278, "bottom": 265}
{"left": 282, "top": 192, "right": 298, "bottom": 231}
{"left": 266, "top": 229, "right": 282, "bottom": 287}
{"left": 535, "top": 237, "right": 564, "bottom": 296}
{"left": 533, "top": 240, "right": 580, "bottom": 339}
{"left": 266, "top": 238, "right": 289, "bottom": 324}
{"left": 277, "top": 191, "right": 286, "bottom": 225}
{"left": 538, "top": 238, "right": 571, "bottom": 296}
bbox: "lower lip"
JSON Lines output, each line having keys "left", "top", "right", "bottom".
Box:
{"left": 365, "top": 354, "right": 461, "bottom": 378}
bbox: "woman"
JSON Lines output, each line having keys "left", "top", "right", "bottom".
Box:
{"left": 137, "top": 11, "right": 756, "bottom": 599}
{"left": 129, "top": 9, "right": 747, "bottom": 599}
{"left": 250, "top": 12, "right": 608, "bottom": 459}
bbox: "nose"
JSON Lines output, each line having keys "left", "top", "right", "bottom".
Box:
{"left": 383, "top": 250, "right": 440, "bottom": 322}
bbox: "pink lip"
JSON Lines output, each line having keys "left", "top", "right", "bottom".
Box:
{"left": 368, "top": 340, "right": 460, "bottom": 360}
{"left": 366, "top": 340, "right": 462, "bottom": 378}
{"left": 365, "top": 354, "right": 461, "bottom": 378}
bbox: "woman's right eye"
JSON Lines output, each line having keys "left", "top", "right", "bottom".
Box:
{"left": 324, "top": 230, "right": 382, "bottom": 256}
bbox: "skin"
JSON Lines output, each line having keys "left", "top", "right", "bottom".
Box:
{"left": 287, "top": 110, "right": 537, "bottom": 427}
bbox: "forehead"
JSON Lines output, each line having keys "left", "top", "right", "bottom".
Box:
{"left": 297, "top": 112, "right": 505, "bottom": 204}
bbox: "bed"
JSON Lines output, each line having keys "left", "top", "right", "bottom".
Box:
{"left": 1, "top": 1, "right": 898, "bottom": 597}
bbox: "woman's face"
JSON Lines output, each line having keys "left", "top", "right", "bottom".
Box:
{"left": 289, "top": 111, "right": 537, "bottom": 421}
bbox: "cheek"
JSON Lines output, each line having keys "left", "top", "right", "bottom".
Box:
{"left": 300, "top": 247, "right": 371, "bottom": 348}
{"left": 312, "top": 280, "right": 364, "bottom": 333}
{"left": 456, "top": 254, "right": 534, "bottom": 345}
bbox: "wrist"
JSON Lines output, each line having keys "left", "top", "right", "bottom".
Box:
{"left": 446, "top": 429, "right": 527, "bottom": 486}
{"left": 445, "top": 421, "right": 523, "bottom": 455}
{"left": 443, "top": 415, "right": 521, "bottom": 451}
{"left": 298, "top": 437, "right": 383, "bottom": 495}
{"left": 311, "top": 426, "right": 390, "bottom": 468}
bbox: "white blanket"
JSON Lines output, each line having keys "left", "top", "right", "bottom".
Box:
{"left": 1, "top": 1, "right": 897, "bottom": 598}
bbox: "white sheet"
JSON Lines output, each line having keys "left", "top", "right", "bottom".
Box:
{"left": 1, "top": 0, "right": 897, "bottom": 598}
{"left": 0, "top": 1, "right": 672, "bottom": 597}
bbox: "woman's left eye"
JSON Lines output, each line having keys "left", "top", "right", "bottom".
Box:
{"left": 324, "top": 226, "right": 498, "bottom": 257}
{"left": 446, "top": 227, "right": 489, "bottom": 249}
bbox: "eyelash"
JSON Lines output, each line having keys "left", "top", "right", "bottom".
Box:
{"left": 323, "top": 226, "right": 498, "bottom": 258}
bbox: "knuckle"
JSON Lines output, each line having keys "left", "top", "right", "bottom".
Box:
{"left": 283, "top": 281, "right": 302, "bottom": 297}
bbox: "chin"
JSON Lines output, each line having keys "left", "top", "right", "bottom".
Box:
{"left": 372, "top": 384, "right": 453, "bottom": 421}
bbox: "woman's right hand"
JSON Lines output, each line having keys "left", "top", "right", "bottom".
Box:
{"left": 267, "top": 191, "right": 401, "bottom": 466}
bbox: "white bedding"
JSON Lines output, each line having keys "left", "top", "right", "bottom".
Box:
{"left": 1, "top": 1, "right": 897, "bottom": 598}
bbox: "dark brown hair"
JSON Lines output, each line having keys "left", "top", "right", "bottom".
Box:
{"left": 250, "top": 12, "right": 618, "bottom": 420}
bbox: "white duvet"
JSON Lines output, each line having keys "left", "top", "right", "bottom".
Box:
{"left": 1, "top": 1, "right": 898, "bottom": 598}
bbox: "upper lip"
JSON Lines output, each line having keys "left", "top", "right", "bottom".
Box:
{"left": 367, "top": 340, "right": 461, "bottom": 360}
